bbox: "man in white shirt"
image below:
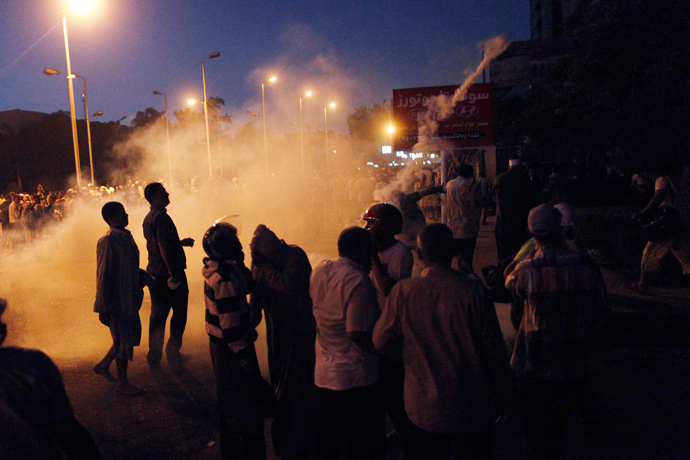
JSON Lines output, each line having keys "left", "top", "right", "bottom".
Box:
{"left": 310, "top": 226, "right": 385, "bottom": 459}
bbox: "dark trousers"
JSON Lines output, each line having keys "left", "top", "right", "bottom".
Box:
{"left": 454, "top": 236, "right": 478, "bottom": 271}
{"left": 311, "top": 383, "right": 385, "bottom": 460}
{"left": 407, "top": 423, "right": 493, "bottom": 460}
{"left": 147, "top": 273, "right": 188, "bottom": 364}
{"left": 517, "top": 377, "right": 575, "bottom": 460}
{"left": 210, "top": 340, "right": 266, "bottom": 460}
{"left": 378, "top": 357, "right": 415, "bottom": 450}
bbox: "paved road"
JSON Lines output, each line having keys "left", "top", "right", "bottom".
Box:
{"left": 54, "top": 218, "right": 690, "bottom": 459}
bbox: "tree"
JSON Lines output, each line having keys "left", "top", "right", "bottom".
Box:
{"left": 130, "top": 107, "right": 163, "bottom": 129}
{"left": 347, "top": 99, "right": 391, "bottom": 143}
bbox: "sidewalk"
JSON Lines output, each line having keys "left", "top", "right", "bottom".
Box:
{"left": 58, "top": 217, "right": 690, "bottom": 459}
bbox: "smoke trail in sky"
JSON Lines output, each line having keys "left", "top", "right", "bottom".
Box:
{"left": 0, "top": 21, "right": 61, "bottom": 80}
{"left": 413, "top": 34, "right": 510, "bottom": 152}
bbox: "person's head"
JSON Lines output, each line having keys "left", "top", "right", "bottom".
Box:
{"left": 0, "top": 298, "right": 7, "bottom": 347}
{"left": 363, "top": 203, "right": 403, "bottom": 239}
{"left": 101, "top": 201, "right": 128, "bottom": 230}
{"left": 338, "top": 226, "right": 374, "bottom": 272}
{"left": 143, "top": 182, "right": 169, "bottom": 207}
{"left": 416, "top": 223, "right": 454, "bottom": 267}
{"left": 456, "top": 163, "right": 475, "bottom": 179}
{"left": 203, "top": 222, "right": 244, "bottom": 262}
{"left": 250, "top": 224, "right": 282, "bottom": 265}
{"left": 527, "top": 204, "right": 563, "bottom": 243}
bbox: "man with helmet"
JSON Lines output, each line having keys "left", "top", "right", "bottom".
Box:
{"left": 363, "top": 202, "right": 416, "bottom": 455}
{"left": 202, "top": 222, "right": 267, "bottom": 460}
{"left": 142, "top": 182, "right": 195, "bottom": 371}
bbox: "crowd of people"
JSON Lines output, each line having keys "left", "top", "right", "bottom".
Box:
{"left": 1, "top": 156, "right": 689, "bottom": 460}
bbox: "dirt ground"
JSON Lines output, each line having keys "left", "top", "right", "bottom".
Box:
{"left": 52, "top": 220, "right": 690, "bottom": 459}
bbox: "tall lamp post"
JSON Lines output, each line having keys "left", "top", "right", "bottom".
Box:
{"left": 44, "top": 68, "right": 99, "bottom": 185}
{"left": 153, "top": 90, "right": 172, "bottom": 188}
{"left": 299, "top": 91, "right": 312, "bottom": 176}
{"left": 261, "top": 76, "right": 277, "bottom": 178}
{"left": 202, "top": 52, "right": 220, "bottom": 178}
{"left": 61, "top": 10, "right": 82, "bottom": 189}
{"left": 324, "top": 102, "right": 336, "bottom": 171}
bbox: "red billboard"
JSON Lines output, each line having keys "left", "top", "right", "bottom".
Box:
{"left": 392, "top": 83, "right": 495, "bottom": 151}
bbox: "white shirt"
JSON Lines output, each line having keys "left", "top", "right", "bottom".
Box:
{"left": 310, "top": 257, "right": 380, "bottom": 390}
{"left": 371, "top": 241, "right": 413, "bottom": 308}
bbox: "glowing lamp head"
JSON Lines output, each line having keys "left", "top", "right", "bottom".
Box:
{"left": 388, "top": 125, "right": 395, "bottom": 134}
{"left": 187, "top": 99, "right": 197, "bottom": 105}
{"left": 71, "top": 0, "right": 95, "bottom": 13}
{"left": 329, "top": 102, "right": 336, "bottom": 108}
{"left": 305, "top": 91, "right": 312, "bottom": 97}
{"left": 268, "top": 77, "right": 277, "bottom": 83}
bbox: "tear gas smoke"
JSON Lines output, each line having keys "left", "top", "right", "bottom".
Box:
{"left": 413, "top": 35, "right": 510, "bottom": 152}
{"left": 0, "top": 54, "right": 380, "bottom": 377}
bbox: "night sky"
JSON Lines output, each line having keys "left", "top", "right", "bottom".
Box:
{"left": 0, "top": 0, "right": 528, "bottom": 133}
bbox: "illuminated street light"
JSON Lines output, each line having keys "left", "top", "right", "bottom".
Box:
{"left": 44, "top": 67, "right": 99, "bottom": 185}
{"left": 325, "top": 102, "right": 336, "bottom": 171}
{"left": 299, "top": 90, "right": 312, "bottom": 176}
{"left": 153, "top": 90, "right": 172, "bottom": 188}
{"left": 261, "top": 76, "right": 277, "bottom": 178}
{"left": 201, "top": 52, "right": 220, "bottom": 178}
{"left": 58, "top": 10, "right": 82, "bottom": 188}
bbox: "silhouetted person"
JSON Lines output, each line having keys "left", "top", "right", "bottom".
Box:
{"left": 142, "top": 182, "right": 194, "bottom": 371}
{"left": 445, "top": 163, "right": 485, "bottom": 270}
{"left": 250, "top": 224, "right": 316, "bottom": 459}
{"left": 374, "top": 224, "right": 513, "bottom": 460}
{"left": 0, "top": 298, "right": 102, "bottom": 459}
{"left": 506, "top": 205, "right": 609, "bottom": 460}
{"left": 493, "top": 157, "right": 539, "bottom": 261}
{"left": 310, "top": 227, "right": 385, "bottom": 460}
{"left": 202, "top": 223, "right": 267, "bottom": 460}
{"left": 93, "top": 202, "right": 152, "bottom": 396}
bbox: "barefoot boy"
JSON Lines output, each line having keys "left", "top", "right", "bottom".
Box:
{"left": 93, "top": 201, "right": 152, "bottom": 396}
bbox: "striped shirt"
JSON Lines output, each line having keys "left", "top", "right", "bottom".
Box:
{"left": 202, "top": 258, "right": 253, "bottom": 352}
{"left": 506, "top": 245, "right": 609, "bottom": 381}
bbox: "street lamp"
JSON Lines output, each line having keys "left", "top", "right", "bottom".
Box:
{"left": 153, "top": 90, "right": 172, "bottom": 188}
{"left": 299, "top": 90, "right": 312, "bottom": 176}
{"left": 325, "top": 102, "right": 336, "bottom": 171}
{"left": 59, "top": 10, "right": 82, "bottom": 188}
{"left": 44, "top": 68, "right": 99, "bottom": 185}
{"left": 202, "top": 52, "right": 220, "bottom": 178}
{"left": 262, "top": 76, "right": 277, "bottom": 178}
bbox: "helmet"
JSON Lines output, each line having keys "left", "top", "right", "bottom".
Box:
{"left": 203, "top": 222, "right": 243, "bottom": 261}
{"left": 363, "top": 203, "right": 403, "bottom": 235}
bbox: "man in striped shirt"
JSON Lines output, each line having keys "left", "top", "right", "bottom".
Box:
{"left": 506, "top": 204, "right": 609, "bottom": 460}
{"left": 202, "top": 222, "right": 266, "bottom": 460}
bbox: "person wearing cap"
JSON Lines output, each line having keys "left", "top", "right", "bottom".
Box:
{"left": 493, "top": 156, "right": 539, "bottom": 262}
{"left": 505, "top": 204, "right": 610, "bottom": 460}
{"left": 0, "top": 298, "right": 102, "bottom": 459}
{"left": 249, "top": 224, "right": 316, "bottom": 459}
